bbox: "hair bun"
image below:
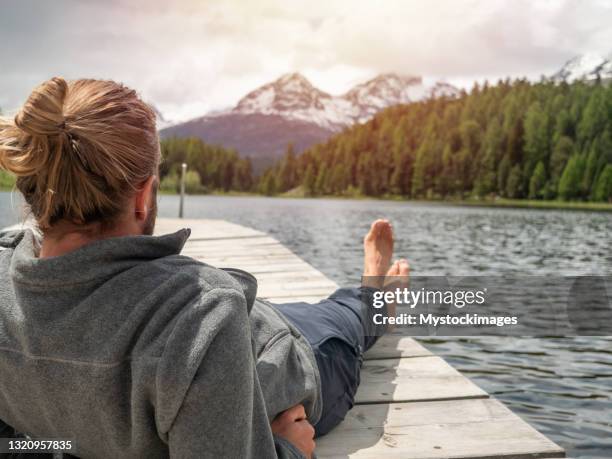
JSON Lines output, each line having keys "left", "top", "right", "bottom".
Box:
{"left": 14, "top": 77, "right": 68, "bottom": 136}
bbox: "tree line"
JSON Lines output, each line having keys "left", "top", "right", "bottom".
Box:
{"left": 160, "top": 137, "right": 253, "bottom": 193}
{"left": 259, "top": 79, "right": 612, "bottom": 202}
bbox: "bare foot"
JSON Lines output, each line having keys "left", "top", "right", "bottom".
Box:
{"left": 363, "top": 219, "right": 394, "bottom": 278}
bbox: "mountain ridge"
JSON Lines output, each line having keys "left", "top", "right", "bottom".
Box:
{"left": 227, "top": 72, "right": 458, "bottom": 130}
{"left": 160, "top": 72, "right": 459, "bottom": 160}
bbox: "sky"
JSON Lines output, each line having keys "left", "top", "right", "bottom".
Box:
{"left": 1, "top": 0, "right": 611, "bottom": 122}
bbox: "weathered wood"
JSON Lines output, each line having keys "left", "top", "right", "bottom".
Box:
{"left": 356, "top": 356, "right": 487, "bottom": 404}
{"left": 315, "top": 398, "right": 565, "bottom": 459}
{"left": 155, "top": 218, "right": 265, "bottom": 239}
{"left": 364, "top": 335, "right": 431, "bottom": 360}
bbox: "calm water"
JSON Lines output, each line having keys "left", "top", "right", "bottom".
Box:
{"left": 2, "top": 192, "right": 612, "bottom": 457}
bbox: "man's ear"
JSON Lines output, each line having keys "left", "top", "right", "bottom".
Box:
{"left": 134, "top": 175, "right": 157, "bottom": 222}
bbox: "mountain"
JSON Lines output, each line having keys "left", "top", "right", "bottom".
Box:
{"left": 231, "top": 72, "right": 459, "bottom": 128}
{"left": 342, "top": 74, "right": 457, "bottom": 122}
{"left": 233, "top": 72, "right": 353, "bottom": 130}
{"left": 160, "top": 73, "right": 459, "bottom": 162}
{"left": 551, "top": 52, "right": 612, "bottom": 82}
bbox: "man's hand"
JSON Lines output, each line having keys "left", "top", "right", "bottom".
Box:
{"left": 271, "top": 404, "right": 315, "bottom": 459}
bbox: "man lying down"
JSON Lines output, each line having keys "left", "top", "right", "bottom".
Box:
{"left": 0, "top": 78, "right": 409, "bottom": 459}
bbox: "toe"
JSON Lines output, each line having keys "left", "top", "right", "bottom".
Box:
{"left": 365, "top": 219, "right": 386, "bottom": 241}
{"left": 398, "top": 259, "right": 410, "bottom": 276}
{"left": 381, "top": 221, "right": 393, "bottom": 241}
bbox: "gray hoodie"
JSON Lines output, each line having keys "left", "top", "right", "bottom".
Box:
{"left": 0, "top": 229, "right": 321, "bottom": 458}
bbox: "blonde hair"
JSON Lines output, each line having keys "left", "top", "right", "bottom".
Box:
{"left": 0, "top": 77, "right": 160, "bottom": 230}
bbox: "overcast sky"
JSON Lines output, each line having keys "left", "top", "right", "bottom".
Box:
{"left": 1, "top": 0, "right": 611, "bottom": 121}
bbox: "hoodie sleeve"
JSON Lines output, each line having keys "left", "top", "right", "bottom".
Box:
{"left": 160, "top": 287, "right": 306, "bottom": 459}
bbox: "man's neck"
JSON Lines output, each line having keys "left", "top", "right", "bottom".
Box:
{"left": 39, "top": 221, "right": 141, "bottom": 258}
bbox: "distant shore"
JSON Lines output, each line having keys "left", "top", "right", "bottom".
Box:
{"left": 155, "top": 189, "right": 612, "bottom": 212}
{"left": 4, "top": 186, "right": 610, "bottom": 211}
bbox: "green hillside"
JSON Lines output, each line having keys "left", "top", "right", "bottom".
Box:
{"left": 259, "top": 79, "right": 612, "bottom": 202}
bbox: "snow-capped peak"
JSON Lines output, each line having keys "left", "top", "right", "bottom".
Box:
{"left": 230, "top": 72, "right": 459, "bottom": 130}
{"left": 276, "top": 72, "right": 321, "bottom": 92}
{"left": 236, "top": 73, "right": 331, "bottom": 114}
{"left": 552, "top": 52, "right": 612, "bottom": 82}
{"left": 342, "top": 73, "right": 426, "bottom": 122}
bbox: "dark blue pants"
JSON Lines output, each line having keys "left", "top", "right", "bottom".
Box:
{"left": 272, "top": 287, "right": 383, "bottom": 437}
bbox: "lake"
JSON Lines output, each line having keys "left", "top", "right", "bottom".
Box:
{"left": 2, "top": 191, "right": 612, "bottom": 457}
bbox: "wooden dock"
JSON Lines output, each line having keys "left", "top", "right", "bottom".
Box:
{"left": 155, "top": 218, "right": 566, "bottom": 459}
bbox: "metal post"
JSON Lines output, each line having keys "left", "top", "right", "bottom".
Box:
{"left": 179, "top": 162, "right": 187, "bottom": 218}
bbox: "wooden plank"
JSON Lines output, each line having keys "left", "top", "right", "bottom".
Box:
{"left": 182, "top": 244, "right": 299, "bottom": 258}
{"left": 155, "top": 218, "right": 265, "bottom": 239}
{"left": 258, "top": 287, "right": 338, "bottom": 301}
{"left": 184, "top": 236, "right": 287, "bottom": 249}
{"left": 191, "top": 237, "right": 288, "bottom": 247}
{"left": 185, "top": 252, "right": 309, "bottom": 262}
{"left": 217, "top": 263, "right": 321, "bottom": 275}
{"left": 364, "top": 335, "right": 432, "bottom": 360}
{"left": 243, "top": 270, "right": 338, "bottom": 282}
{"left": 315, "top": 398, "right": 565, "bottom": 459}
{"left": 258, "top": 279, "right": 339, "bottom": 291}
{"left": 263, "top": 295, "right": 334, "bottom": 304}
{"left": 356, "top": 356, "right": 487, "bottom": 404}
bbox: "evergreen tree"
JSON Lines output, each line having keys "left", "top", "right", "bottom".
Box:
{"left": 577, "top": 89, "right": 608, "bottom": 148}
{"left": 506, "top": 165, "right": 522, "bottom": 198}
{"left": 303, "top": 164, "right": 316, "bottom": 196}
{"left": 549, "top": 136, "right": 575, "bottom": 195}
{"left": 277, "top": 144, "right": 297, "bottom": 192}
{"left": 528, "top": 161, "right": 546, "bottom": 199}
{"left": 558, "top": 154, "right": 586, "bottom": 200}
{"left": 583, "top": 143, "right": 599, "bottom": 198}
{"left": 315, "top": 165, "right": 329, "bottom": 195}
{"left": 523, "top": 102, "right": 550, "bottom": 191}
{"left": 259, "top": 170, "right": 278, "bottom": 196}
{"left": 593, "top": 165, "right": 612, "bottom": 202}
{"left": 479, "top": 117, "right": 502, "bottom": 195}
{"left": 497, "top": 155, "right": 511, "bottom": 196}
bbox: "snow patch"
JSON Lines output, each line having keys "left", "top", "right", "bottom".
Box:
{"left": 232, "top": 72, "right": 459, "bottom": 130}
{"left": 552, "top": 52, "right": 612, "bottom": 82}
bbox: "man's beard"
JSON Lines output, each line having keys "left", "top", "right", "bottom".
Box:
{"left": 142, "top": 186, "right": 158, "bottom": 236}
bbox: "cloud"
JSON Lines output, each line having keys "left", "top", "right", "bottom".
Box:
{"left": 1, "top": 0, "right": 611, "bottom": 121}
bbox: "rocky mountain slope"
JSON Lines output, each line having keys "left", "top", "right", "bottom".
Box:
{"left": 160, "top": 73, "right": 458, "bottom": 161}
